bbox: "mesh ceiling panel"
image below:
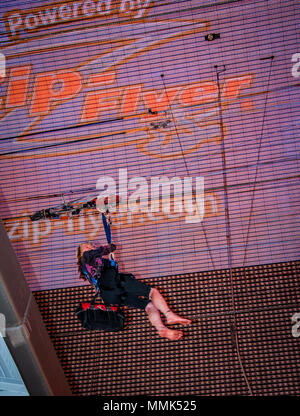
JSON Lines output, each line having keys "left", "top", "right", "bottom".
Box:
{"left": 33, "top": 260, "right": 300, "bottom": 396}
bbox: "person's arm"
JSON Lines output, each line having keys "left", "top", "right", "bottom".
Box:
{"left": 84, "top": 243, "right": 116, "bottom": 259}
{"left": 96, "top": 243, "right": 116, "bottom": 256}
{"left": 81, "top": 244, "right": 116, "bottom": 267}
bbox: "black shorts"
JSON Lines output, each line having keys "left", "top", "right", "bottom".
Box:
{"left": 100, "top": 273, "right": 152, "bottom": 310}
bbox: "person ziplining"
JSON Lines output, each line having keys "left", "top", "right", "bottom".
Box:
{"left": 29, "top": 192, "right": 192, "bottom": 339}
{"left": 76, "top": 240, "right": 192, "bottom": 340}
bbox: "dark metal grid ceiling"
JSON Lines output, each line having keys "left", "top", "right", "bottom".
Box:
{"left": 34, "top": 261, "right": 300, "bottom": 396}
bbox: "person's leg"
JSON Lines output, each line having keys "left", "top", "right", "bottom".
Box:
{"left": 149, "top": 288, "right": 192, "bottom": 326}
{"left": 145, "top": 302, "right": 183, "bottom": 340}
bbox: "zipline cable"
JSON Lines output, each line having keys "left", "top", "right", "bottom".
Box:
{"left": 242, "top": 56, "right": 275, "bottom": 266}
{"left": 215, "top": 64, "right": 253, "bottom": 396}
{"left": 160, "top": 73, "right": 216, "bottom": 270}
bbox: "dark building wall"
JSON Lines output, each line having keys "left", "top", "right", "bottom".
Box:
{"left": 0, "top": 220, "right": 72, "bottom": 395}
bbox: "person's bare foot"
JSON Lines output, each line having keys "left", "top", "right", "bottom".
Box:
{"left": 165, "top": 311, "right": 192, "bottom": 326}
{"left": 158, "top": 328, "right": 183, "bottom": 340}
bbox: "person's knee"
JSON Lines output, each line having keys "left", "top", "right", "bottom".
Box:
{"left": 149, "top": 288, "right": 159, "bottom": 299}
{"left": 145, "top": 301, "right": 155, "bottom": 314}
